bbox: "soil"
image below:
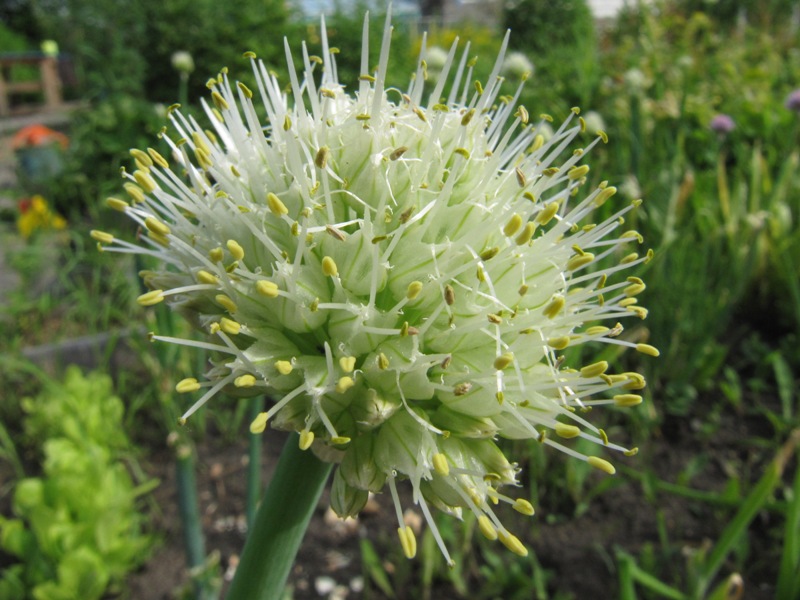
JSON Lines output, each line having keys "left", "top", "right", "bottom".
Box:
{"left": 121, "top": 393, "right": 788, "bottom": 600}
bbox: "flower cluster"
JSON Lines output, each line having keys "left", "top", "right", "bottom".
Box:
{"left": 93, "top": 13, "right": 656, "bottom": 563}
{"left": 18, "top": 195, "right": 66, "bottom": 239}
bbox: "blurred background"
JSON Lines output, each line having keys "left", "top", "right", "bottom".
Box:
{"left": 0, "top": 1, "right": 799, "bottom": 599}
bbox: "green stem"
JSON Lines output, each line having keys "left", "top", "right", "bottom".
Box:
{"left": 227, "top": 432, "right": 332, "bottom": 599}
{"left": 176, "top": 444, "right": 206, "bottom": 569}
{"left": 246, "top": 396, "right": 265, "bottom": 529}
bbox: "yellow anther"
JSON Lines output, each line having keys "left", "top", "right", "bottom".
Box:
{"left": 134, "top": 169, "right": 157, "bottom": 193}
{"left": 124, "top": 182, "right": 145, "bottom": 203}
{"left": 176, "top": 378, "right": 201, "bottom": 393}
{"left": 461, "top": 108, "right": 476, "bottom": 126}
{"left": 477, "top": 266, "right": 486, "bottom": 282}
{"left": 487, "top": 313, "right": 503, "bottom": 325}
{"left": 614, "top": 394, "right": 643, "bottom": 407}
{"left": 256, "top": 280, "right": 280, "bottom": 298}
{"left": 339, "top": 356, "right": 356, "bottom": 373}
{"left": 377, "top": 353, "right": 390, "bottom": 370}
{"left": 105, "top": 197, "right": 129, "bottom": 212}
{"left": 219, "top": 318, "right": 241, "bottom": 335}
{"left": 330, "top": 436, "right": 351, "bottom": 445}
{"left": 585, "top": 325, "right": 610, "bottom": 335}
{"left": 237, "top": 81, "right": 253, "bottom": 99}
{"left": 478, "top": 515, "right": 498, "bottom": 540}
{"left": 283, "top": 114, "right": 292, "bottom": 130}
{"left": 250, "top": 412, "right": 268, "bottom": 434}
{"left": 543, "top": 294, "right": 565, "bottom": 318}
{"left": 211, "top": 90, "right": 229, "bottom": 110}
{"left": 235, "top": 374, "right": 257, "bottom": 388}
{"left": 598, "top": 428, "right": 609, "bottom": 445}
{"left": 621, "top": 252, "right": 639, "bottom": 264}
{"left": 397, "top": 527, "right": 417, "bottom": 559}
{"left": 518, "top": 284, "right": 529, "bottom": 296}
{"left": 624, "top": 282, "right": 646, "bottom": 296}
{"left": 580, "top": 361, "right": 609, "bottom": 378}
{"left": 197, "top": 270, "right": 218, "bottom": 285}
{"left": 130, "top": 148, "right": 153, "bottom": 168}
{"left": 90, "top": 230, "right": 114, "bottom": 244}
{"left": 587, "top": 456, "right": 616, "bottom": 474}
{"left": 336, "top": 376, "right": 355, "bottom": 394}
{"left": 536, "top": 202, "right": 560, "bottom": 225}
{"left": 275, "top": 360, "right": 293, "bottom": 375}
{"left": 243, "top": 51, "right": 257, "bottom": 59}
{"left": 480, "top": 247, "right": 500, "bottom": 261}
{"left": 149, "top": 231, "right": 170, "bottom": 247}
{"left": 548, "top": 336, "right": 570, "bottom": 350}
{"left": 568, "top": 165, "right": 590, "bottom": 180}
{"left": 406, "top": 281, "right": 423, "bottom": 300}
{"left": 148, "top": 147, "right": 169, "bottom": 168}
{"left": 226, "top": 239, "right": 245, "bottom": 261}
{"left": 594, "top": 186, "right": 617, "bottom": 207}
{"left": 530, "top": 134, "right": 545, "bottom": 152}
{"left": 567, "top": 252, "right": 595, "bottom": 271}
{"left": 299, "top": 430, "right": 315, "bottom": 450}
{"left": 515, "top": 167, "right": 526, "bottom": 187}
{"left": 267, "top": 192, "right": 289, "bottom": 216}
{"left": 209, "top": 247, "right": 224, "bottom": 263}
{"left": 454, "top": 147, "right": 470, "bottom": 159}
{"left": 215, "top": 294, "right": 237, "bottom": 313}
{"left": 513, "top": 498, "right": 535, "bottom": 516}
{"left": 503, "top": 213, "right": 523, "bottom": 237}
{"left": 515, "top": 105, "right": 529, "bottom": 124}
{"left": 444, "top": 284, "right": 455, "bottom": 306}
{"left": 554, "top": 423, "right": 581, "bottom": 438}
{"left": 625, "top": 447, "right": 639, "bottom": 457}
{"left": 579, "top": 116, "right": 586, "bottom": 131}
{"left": 144, "top": 216, "right": 170, "bottom": 236}
{"left": 493, "top": 352, "right": 514, "bottom": 370}
{"left": 619, "top": 297, "right": 638, "bottom": 307}
{"left": 623, "top": 373, "right": 647, "bottom": 390}
{"left": 432, "top": 453, "right": 450, "bottom": 476}
{"left": 322, "top": 256, "right": 338, "bottom": 277}
{"left": 498, "top": 530, "right": 528, "bottom": 557}
{"left": 622, "top": 230, "right": 644, "bottom": 243}
{"left": 137, "top": 289, "right": 164, "bottom": 306}
{"left": 628, "top": 306, "right": 649, "bottom": 319}
{"left": 636, "top": 343, "right": 660, "bottom": 357}
{"left": 542, "top": 167, "right": 559, "bottom": 177}
{"left": 389, "top": 146, "right": 408, "bottom": 161}
{"left": 515, "top": 222, "right": 535, "bottom": 245}
{"left": 315, "top": 146, "right": 329, "bottom": 169}
{"left": 597, "top": 130, "right": 609, "bottom": 143}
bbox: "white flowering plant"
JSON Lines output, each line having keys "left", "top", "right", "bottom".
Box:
{"left": 93, "top": 9, "right": 656, "bottom": 597}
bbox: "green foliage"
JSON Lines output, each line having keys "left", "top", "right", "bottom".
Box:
{"left": 0, "top": 367, "right": 156, "bottom": 600}
{"left": 504, "top": 0, "right": 598, "bottom": 108}
{"left": 51, "top": 96, "right": 164, "bottom": 216}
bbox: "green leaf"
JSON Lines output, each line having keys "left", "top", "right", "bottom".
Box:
{"left": 360, "top": 538, "right": 396, "bottom": 598}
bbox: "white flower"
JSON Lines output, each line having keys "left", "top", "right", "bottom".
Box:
{"left": 501, "top": 51, "right": 535, "bottom": 80}
{"left": 171, "top": 51, "right": 195, "bottom": 74}
{"left": 94, "top": 11, "right": 656, "bottom": 564}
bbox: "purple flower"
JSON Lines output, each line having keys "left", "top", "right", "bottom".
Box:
{"left": 710, "top": 114, "right": 735, "bottom": 135}
{"left": 785, "top": 89, "right": 800, "bottom": 112}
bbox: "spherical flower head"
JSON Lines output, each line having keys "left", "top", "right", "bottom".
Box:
{"left": 785, "top": 89, "right": 800, "bottom": 113}
{"left": 99, "top": 12, "right": 655, "bottom": 563}
{"left": 710, "top": 113, "right": 735, "bottom": 135}
{"left": 171, "top": 50, "right": 195, "bottom": 75}
{"left": 501, "top": 51, "right": 534, "bottom": 81}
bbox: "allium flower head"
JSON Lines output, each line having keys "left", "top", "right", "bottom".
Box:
{"left": 710, "top": 113, "right": 735, "bottom": 135}
{"left": 501, "top": 51, "right": 534, "bottom": 81}
{"left": 785, "top": 89, "right": 800, "bottom": 113}
{"left": 94, "top": 12, "right": 656, "bottom": 563}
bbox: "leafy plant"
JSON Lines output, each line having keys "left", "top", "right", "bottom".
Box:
{"left": 0, "top": 368, "right": 156, "bottom": 599}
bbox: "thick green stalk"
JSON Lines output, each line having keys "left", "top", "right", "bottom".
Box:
{"left": 227, "top": 432, "right": 332, "bottom": 599}
{"left": 246, "top": 396, "right": 265, "bottom": 529}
